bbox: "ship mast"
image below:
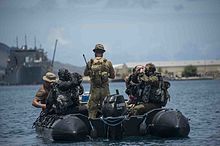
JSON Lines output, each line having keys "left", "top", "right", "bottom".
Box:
{"left": 51, "top": 39, "right": 58, "bottom": 71}
{"left": 16, "top": 36, "right": 19, "bottom": 49}
{"left": 34, "top": 36, "right": 37, "bottom": 50}
{"left": 24, "top": 34, "right": 28, "bottom": 49}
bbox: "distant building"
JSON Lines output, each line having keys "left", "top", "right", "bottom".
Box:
{"left": 113, "top": 63, "right": 129, "bottom": 80}
{"left": 114, "top": 60, "right": 220, "bottom": 79}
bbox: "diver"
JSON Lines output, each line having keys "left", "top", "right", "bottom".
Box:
{"left": 126, "top": 63, "right": 170, "bottom": 115}
{"left": 125, "top": 65, "right": 145, "bottom": 105}
{"left": 46, "top": 68, "right": 88, "bottom": 116}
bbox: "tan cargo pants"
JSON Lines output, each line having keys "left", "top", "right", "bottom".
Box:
{"left": 87, "top": 85, "right": 110, "bottom": 118}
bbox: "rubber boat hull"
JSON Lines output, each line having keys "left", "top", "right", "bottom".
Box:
{"left": 34, "top": 108, "right": 190, "bottom": 141}
{"left": 35, "top": 114, "right": 90, "bottom": 141}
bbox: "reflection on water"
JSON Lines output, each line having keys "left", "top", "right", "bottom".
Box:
{"left": 0, "top": 80, "right": 220, "bottom": 145}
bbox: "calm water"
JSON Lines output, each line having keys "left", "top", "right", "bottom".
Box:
{"left": 0, "top": 80, "right": 220, "bottom": 146}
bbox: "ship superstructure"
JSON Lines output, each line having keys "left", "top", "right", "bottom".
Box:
{"left": 4, "top": 45, "right": 51, "bottom": 85}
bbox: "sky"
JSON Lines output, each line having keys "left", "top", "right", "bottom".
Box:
{"left": 0, "top": 0, "right": 220, "bottom": 66}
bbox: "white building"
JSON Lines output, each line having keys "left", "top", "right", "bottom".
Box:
{"left": 114, "top": 60, "right": 220, "bottom": 78}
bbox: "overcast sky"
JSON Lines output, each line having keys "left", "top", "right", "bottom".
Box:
{"left": 0, "top": 0, "right": 220, "bottom": 66}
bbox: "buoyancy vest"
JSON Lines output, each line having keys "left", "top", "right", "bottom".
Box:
{"left": 90, "top": 57, "right": 109, "bottom": 87}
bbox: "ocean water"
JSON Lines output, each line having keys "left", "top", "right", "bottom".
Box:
{"left": 0, "top": 80, "right": 220, "bottom": 146}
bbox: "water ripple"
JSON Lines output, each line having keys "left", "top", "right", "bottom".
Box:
{"left": 1, "top": 80, "right": 220, "bottom": 145}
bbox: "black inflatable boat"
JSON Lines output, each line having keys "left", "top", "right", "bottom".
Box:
{"left": 33, "top": 108, "right": 190, "bottom": 141}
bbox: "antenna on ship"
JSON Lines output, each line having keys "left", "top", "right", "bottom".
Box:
{"left": 24, "top": 34, "right": 28, "bottom": 50}
{"left": 51, "top": 39, "right": 58, "bottom": 71}
{"left": 16, "top": 36, "right": 19, "bottom": 49}
{"left": 34, "top": 36, "right": 37, "bottom": 50}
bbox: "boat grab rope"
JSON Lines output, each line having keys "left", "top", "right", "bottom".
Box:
{"left": 100, "top": 108, "right": 166, "bottom": 127}
{"left": 89, "top": 120, "right": 95, "bottom": 131}
{"left": 100, "top": 115, "right": 128, "bottom": 127}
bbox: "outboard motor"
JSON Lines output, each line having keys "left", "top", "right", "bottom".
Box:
{"left": 101, "top": 90, "right": 127, "bottom": 140}
{"left": 102, "top": 90, "right": 127, "bottom": 117}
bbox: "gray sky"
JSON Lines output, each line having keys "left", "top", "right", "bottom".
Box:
{"left": 0, "top": 0, "right": 220, "bottom": 66}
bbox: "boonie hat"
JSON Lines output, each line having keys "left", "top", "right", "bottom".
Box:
{"left": 43, "top": 72, "right": 58, "bottom": 83}
{"left": 93, "top": 44, "right": 105, "bottom": 53}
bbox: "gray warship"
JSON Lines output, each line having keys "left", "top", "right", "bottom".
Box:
{"left": 3, "top": 38, "right": 53, "bottom": 85}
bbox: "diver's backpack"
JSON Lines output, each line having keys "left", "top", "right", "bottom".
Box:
{"left": 102, "top": 93, "right": 127, "bottom": 117}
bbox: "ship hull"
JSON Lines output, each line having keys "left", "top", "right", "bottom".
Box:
{"left": 4, "top": 66, "right": 48, "bottom": 85}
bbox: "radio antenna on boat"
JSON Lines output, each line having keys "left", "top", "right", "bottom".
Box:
{"left": 51, "top": 39, "right": 58, "bottom": 71}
